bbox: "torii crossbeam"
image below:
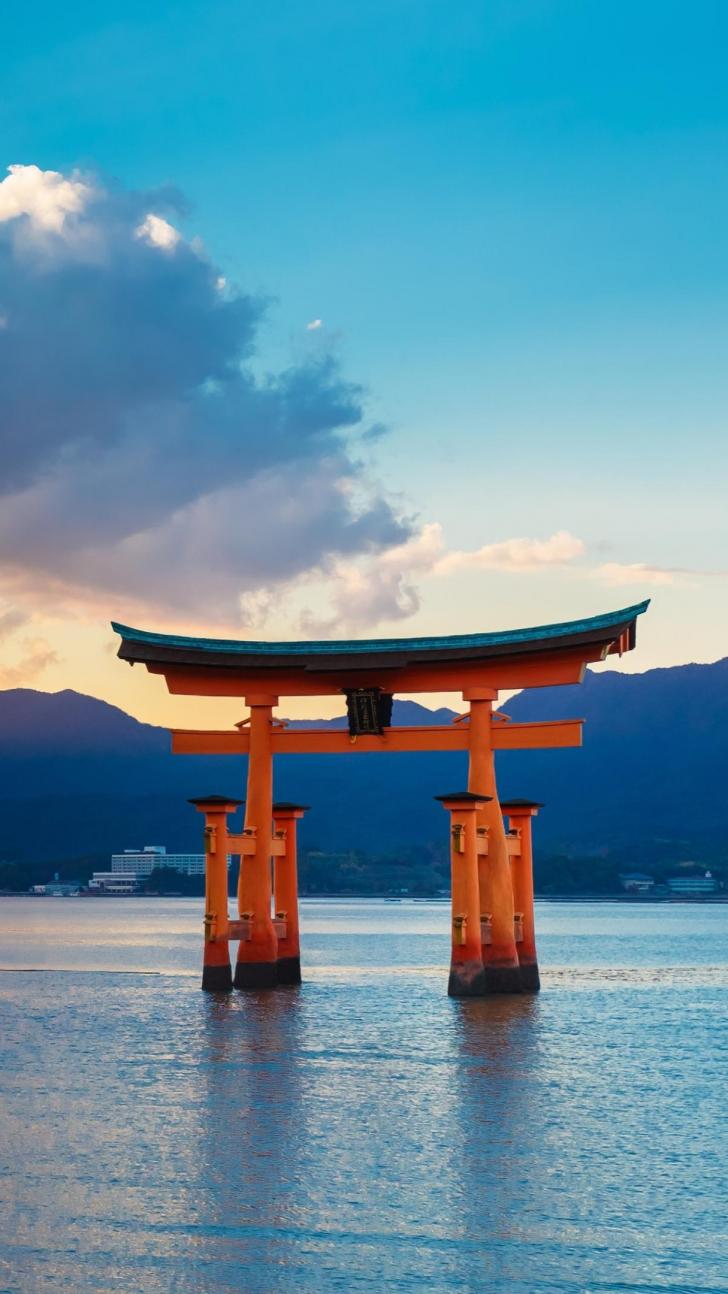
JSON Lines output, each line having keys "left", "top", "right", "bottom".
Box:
{"left": 113, "top": 599, "right": 648, "bottom": 996}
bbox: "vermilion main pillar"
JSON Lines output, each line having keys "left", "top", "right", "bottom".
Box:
{"left": 190, "top": 795, "right": 241, "bottom": 991}
{"left": 234, "top": 695, "right": 278, "bottom": 989}
{"left": 502, "top": 799, "right": 542, "bottom": 992}
{"left": 465, "top": 688, "right": 522, "bottom": 993}
{"left": 272, "top": 802, "right": 308, "bottom": 985}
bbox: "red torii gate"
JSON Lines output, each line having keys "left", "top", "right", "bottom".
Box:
{"left": 113, "top": 599, "right": 648, "bottom": 996}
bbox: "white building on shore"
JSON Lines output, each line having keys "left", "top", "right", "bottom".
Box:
{"left": 667, "top": 871, "right": 719, "bottom": 895}
{"left": 111, "top": 846, "right": 207, "bottom": 877}
{"left": 88, "top": 872, "right": 139, "bottom": 895}
{"left": 88, "top": 845, "right": 231, "bottom": 893}
{"left": 619, "top": 872, "right": 655, "bottom": 894}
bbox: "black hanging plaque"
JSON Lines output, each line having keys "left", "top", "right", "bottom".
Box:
{"left": 344, "top": 688, "right": 394, "bottom": 736}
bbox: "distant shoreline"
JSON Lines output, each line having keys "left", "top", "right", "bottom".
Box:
{"left": 2, "top": 891, "right": 727, "bottom": 904}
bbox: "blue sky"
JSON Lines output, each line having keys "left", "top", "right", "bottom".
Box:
{"left": 1, "top": 1, "right": 727, "bottom": 721}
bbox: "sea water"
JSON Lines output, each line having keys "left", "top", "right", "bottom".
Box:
{"left": 1, "top": 898, "right": 727, "bottom": 1293}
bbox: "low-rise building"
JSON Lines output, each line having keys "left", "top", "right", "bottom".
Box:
{"left": 666, "top": 872, "right": 719, "bottom": 895}
{"left": 88, "top": 871, "right": 139, "bottom": 895}
{"left": 29, "top": 882, "right": 80, "bottom": 896}
{"left": 619, "top": 872, "right": 655, "bottom": 894}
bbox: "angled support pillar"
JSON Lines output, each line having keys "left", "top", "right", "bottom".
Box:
{"left": 189, "top": 795, "right": 242, "bottom": 991}
{"left": 436, "top": 792, "right": 489, "bottom": 997}
{"left": 235, "top": 695, "right": 279, "bottom": 989}
{"left": 272, "top": 802, "right": 309, "bottom": 984}
{"left": 502, "top": 799, "right": 543, "bottom": 992}
{"left": 464, "top": 688, "right": 523, "bottom": 994}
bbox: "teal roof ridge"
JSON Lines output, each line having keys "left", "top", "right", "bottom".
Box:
{"left": 111, "top": 600, "right": 649, "bottom": 657}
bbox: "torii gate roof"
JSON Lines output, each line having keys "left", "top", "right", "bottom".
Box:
{"left": 112, "top": 600, "right": 648, "bottom": 698}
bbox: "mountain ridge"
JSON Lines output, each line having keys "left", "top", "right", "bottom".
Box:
{"left": 1, "top": 656, "right": 727, "bottom": 862}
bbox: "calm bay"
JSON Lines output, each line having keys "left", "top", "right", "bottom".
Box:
{"left": 1, "top": 898, "right": 726, "bottom": 1293}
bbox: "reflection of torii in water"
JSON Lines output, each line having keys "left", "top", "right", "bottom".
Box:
{"left": 112, "top": 599, "right": 649, "bottom": 997}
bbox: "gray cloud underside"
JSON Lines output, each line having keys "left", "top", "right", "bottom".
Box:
{"left": 0, "top": 172, "right": 409, "bottom": 621}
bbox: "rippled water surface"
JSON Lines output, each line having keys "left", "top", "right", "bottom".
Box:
{"left": 1, "top": 898, "right": 727, "bottom": 1293}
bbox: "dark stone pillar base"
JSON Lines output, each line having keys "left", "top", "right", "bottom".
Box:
{"left": 482, "top": 962, "right": 524, "bottom": 994}
{"left": 518, "top": 961, "right": 541, "bottom": 992}
{"left": 233, "top": 960, "right": 278, "bottom": 989}
{"left": 448, "top": 962, "right": 488, "bottom": 997}
{"left": 276, "top": 955, "right": 301, "bottom": 985}
{"left": 202, "top": 963, "right": 233, "bottom": 992}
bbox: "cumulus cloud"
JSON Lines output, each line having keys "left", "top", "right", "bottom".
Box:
{"left": 0, "top": 163, "right": 91, "bottom": 233}
{"left": 0, "top": 636, "right": 59, "bottom": 687}
{"left": 434, "top": 529, "right": 585, "bottom": 575}
{"left": 301, "top": 523, "right": 441, "bottom": 633}
{"left": 596, "top": 561, "right": 727, "bottom": 587}
{"left": 4, "top": 163, "right": 652, "bottom": 643}
{"left": 135, "top": 212, "right": 181, "bottom": 250}
{"left": 0, "top": 599, "right": 56, "bottom": 685}
{"left": 0, "top": 163, "right": 411, "bottom": 625}
{"left": 0, "top": 606, "right": 28, "bottom": 639}
{"left": 596, "top": 562, "right": 677, "bottom": 587}
{"left": 303, "top": 523, "right": 587, "bottom": 633}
